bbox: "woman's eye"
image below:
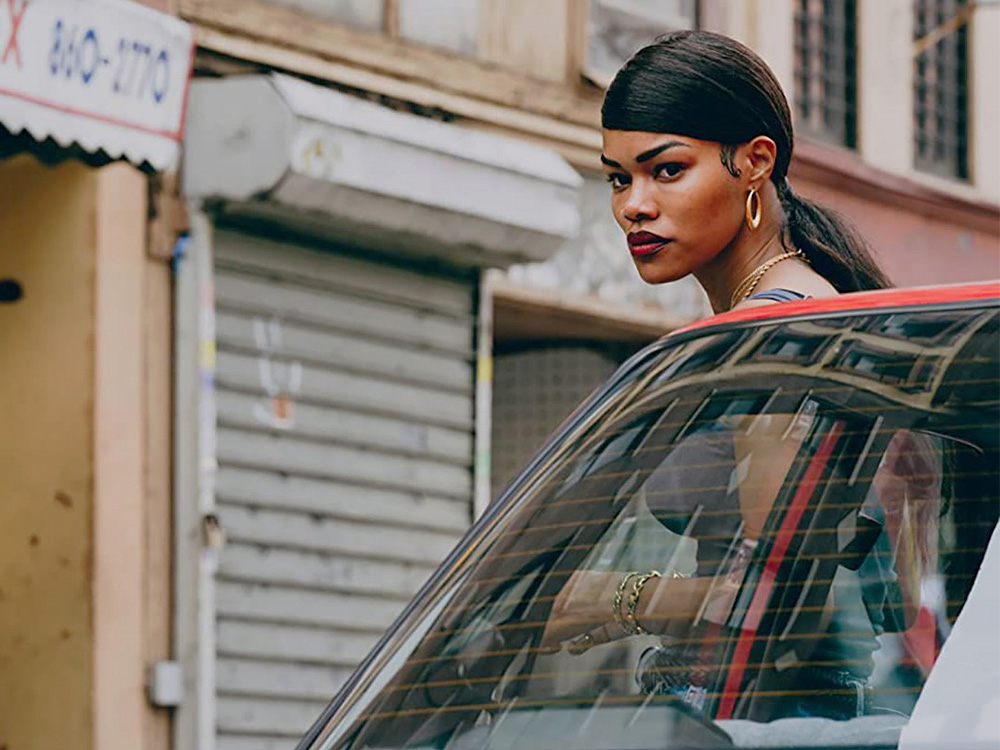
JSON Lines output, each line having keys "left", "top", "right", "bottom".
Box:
{"left": 605, "top": 173, "right": 629, "bottom": 190}
{"left": 654, "top": 162, "right": 686, "bottom": 180}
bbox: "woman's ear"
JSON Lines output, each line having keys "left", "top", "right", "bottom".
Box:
{"left": 744, "top": 136, "right": 777, "bottom": 184}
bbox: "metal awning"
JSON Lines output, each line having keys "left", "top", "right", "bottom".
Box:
{"left": 182, "top": 74, "right": 583, "bottom": 268}
{"left": 0, "top": 0, "right": 193, "bottom": 171}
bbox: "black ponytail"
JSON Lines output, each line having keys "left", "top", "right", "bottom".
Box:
{"left": 777, "top": 180, "right": 892, "bottom": 292}
{"left": 603, "top": 31, "right": 892, "bottom": 292}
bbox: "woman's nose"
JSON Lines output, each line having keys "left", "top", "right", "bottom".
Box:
{"left": 622, "top": 180, "right": 660, "bottom": 224}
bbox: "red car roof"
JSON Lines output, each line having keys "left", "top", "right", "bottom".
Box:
{"left": 673, "top": 281, "right": 1000, "bottom": 337}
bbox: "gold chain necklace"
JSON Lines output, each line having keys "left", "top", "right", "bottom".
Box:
{"left": 729, "top": 249, "right": 806, "bottom": 310}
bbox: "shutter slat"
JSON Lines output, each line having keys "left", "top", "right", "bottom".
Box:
{"left": 217, "top": 658, "right": 350, "bottom": 702}
{"left": 216, "top": 390, "right": 473, "bottom": 466}
{"left": 218, "top": 543, "right": 436, "bottom": 598}
{"left": 216, "top": 466, "right": 469, "bottom": 532}
{"left": 218, "top": 505, "right": 461, "bottom": 565}
{"left": 217, "top": 697, "right": 325, "bottom": 737}
{"left": 214, "top": 230, "right": 472, "bottom": 316}
{"left": 217, "top": 620, "right": 379, "bottom": 667}
{"left": 217, "top": 429, "right": 472, "bottom": 499}
{"left": 216, "top": 582, "right": 406, "bottom": 632}
{"left": 216, "top": 351, "right": 473, "bottom": 427}
{"left": 215, "top": 271, "right": 471, "bottom": 352}
{"left": 216, "top": 310, "right": 472, "bottom": 386}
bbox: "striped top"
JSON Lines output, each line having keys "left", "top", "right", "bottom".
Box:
{"left": 745, "top": 288, "right": 810, "bottom": 303}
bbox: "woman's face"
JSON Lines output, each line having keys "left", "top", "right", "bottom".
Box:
{"left": 601, "top": 130, "right": 747, "bottom": 285}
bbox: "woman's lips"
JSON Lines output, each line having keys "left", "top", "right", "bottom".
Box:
{"left": 628, "top": 231, "right": 671, "bottom": 257}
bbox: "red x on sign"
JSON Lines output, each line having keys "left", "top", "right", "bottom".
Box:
{"left": 2, "top": 0, "right": 28, "bottom": 68}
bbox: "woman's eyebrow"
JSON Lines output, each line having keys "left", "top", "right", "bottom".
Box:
{"left": 636, "top": 140, "right": 690, "bottom": 162}
{"left": 600, "top": 140, "right": 691, "bottom": 168}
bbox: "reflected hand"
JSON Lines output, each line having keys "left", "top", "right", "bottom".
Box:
{"left": 540, "top": 570, "right": 623, "bottom": 651}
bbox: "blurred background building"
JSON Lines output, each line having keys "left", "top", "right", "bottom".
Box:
{"left": 1, "top": 1, "right": 997, "bottom": 749}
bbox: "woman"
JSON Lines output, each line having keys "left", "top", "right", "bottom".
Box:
{"left": 598, "top": 30, "right": 889, "bottom": 311}
{"left": 540, "top": 30, "right": 934, "bottom": 721}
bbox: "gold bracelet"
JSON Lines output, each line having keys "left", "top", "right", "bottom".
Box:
{"left": 625, "top": 570, "right": 661, "bottom": 635}
{"left": 612, "top": 571, "right": 640, "bottom": 635}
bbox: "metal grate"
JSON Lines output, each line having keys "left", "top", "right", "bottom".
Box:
{"left": 491, "top": 345, "right": 621, "bottom": 500}
{"left": 913, "top": 0, "right": 970, "bottom": 180}
{"left": 793, "top": 0, "right": 858, "bottom": 149}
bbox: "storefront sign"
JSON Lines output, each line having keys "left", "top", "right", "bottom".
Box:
{"left": 0, "top": 0, "right": 193, "bottom": 170}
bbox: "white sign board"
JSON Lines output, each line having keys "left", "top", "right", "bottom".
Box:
{"left": 0, "top": 0, "right": 193, "bottom": 170}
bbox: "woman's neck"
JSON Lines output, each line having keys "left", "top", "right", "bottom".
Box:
{"left": 696, "top": 201, "right": 789, "bottom": 313}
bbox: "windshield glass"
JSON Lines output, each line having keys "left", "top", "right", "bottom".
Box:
{"left": 307, "top": 306, "right": 999, "bottom": 750}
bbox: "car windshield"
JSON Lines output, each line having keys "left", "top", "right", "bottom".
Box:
{"left": 304, "top": 304, "right": 999, "bottom": 750}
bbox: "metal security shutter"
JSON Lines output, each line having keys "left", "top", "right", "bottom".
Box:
{"left": 211, "top": 230, "right": 475, "bottom": 749}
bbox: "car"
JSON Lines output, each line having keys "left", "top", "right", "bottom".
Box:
{"left": 295, "top": 282, "right": 1000, "bottom": 750}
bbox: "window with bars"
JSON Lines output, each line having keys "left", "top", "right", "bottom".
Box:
{"left": 913, "top": 0, "right": 970, "bottom": 180}
{"left": 793, "top": 0, "right": 858, "bottom": 149}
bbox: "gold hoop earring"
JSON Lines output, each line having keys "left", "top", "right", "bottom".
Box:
{"left": 745, "top": 187, "right": 761, "bottom": 231}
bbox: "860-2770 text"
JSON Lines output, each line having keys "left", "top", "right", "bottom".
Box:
{"left": 49, "top": 19, "right": 171, "bottom": 104}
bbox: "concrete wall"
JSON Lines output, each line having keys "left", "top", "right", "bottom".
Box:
{"left": 859, "top": 0, "right": 913, "bottom": 176}
{"left": 0, "top": 154, "right": 97, "bottom": 750}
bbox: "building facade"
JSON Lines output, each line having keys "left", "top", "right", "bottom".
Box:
{"left": 1, "top": 2, "right": 997, "bottom": 750}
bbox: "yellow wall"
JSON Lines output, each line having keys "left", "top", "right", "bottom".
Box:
{"left": 0, "top": 153, "right": 168, "bottom": 750}
{"left": 0, "top": 153, "right": 97, "bottom": 749}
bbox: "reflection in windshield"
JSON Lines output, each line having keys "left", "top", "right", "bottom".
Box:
{"left": 309, "top": 311, "right": 999, "bottom": 750}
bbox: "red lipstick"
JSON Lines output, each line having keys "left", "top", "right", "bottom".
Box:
{"left": 627, "top": 231, "right": 670, "bottom": 257}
